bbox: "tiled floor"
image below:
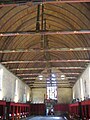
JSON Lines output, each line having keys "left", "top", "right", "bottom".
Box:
{"left": 25, "top": 116, "right": 68, "bottom": 120}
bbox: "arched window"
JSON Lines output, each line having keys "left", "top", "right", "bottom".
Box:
{"left": 47, "top": 74, "right": 57, "bottom": 100}
{"left": 14, "top": 79, "right": 18, "bottom": 102}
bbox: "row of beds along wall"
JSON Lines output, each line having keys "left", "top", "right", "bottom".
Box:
{"left": 69, "top": 98, "right": 90, "bottom": 120}
{"left": 0, "top": 99, "right": 90, "bottom": 120}
{"left": 0, "top": 100, "right": 69, "bottom": 120}
{"left": 0, "top": 100, "right": 46, "bottom": 120}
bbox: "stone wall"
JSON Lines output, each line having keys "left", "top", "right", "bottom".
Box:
{"left": 57, "top": 88, "right": 72, "bottom": 103}
{"left": 31, "top": 88, "right": 46, "bottom": 103}
{"left": 31, "top": 87, "right": 72, "bottom": 104}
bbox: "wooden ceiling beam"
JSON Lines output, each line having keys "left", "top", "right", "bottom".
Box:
{"left": 22, "top": 76, "right": 77, "bottom": 79}
{"left": 29, "top": 82, "right": 72, "bottom": 84}
{"left": 10, "top": 67, "right": 84, "bottom": 71}
{"left": 0, "top": 0, "right": 90, "bottom": 7}
{"left": 29, "top": 86, "right": 73, "bottom": 88}
{"left": 0, "top": 47, "right": 90, "bottom": 53}
{"left": 30, "top": 86, "right": 73, "bottom": 88}
{"left": 28, "top": 83, "right": 74, "bottom": 85}
{"left": 1, "top": 59, "right": 90, "bottom": 64}
{"left": 0, "top": 30, "right": 90, "bottom": 37}
{"left": 17, "top": 72, "right": 80, "bottom": 76}
{"left": 30, "top": 85, "right": 73, "bottom": 88}
{"left": 25, "top": 80, "right": 76, "bottom": 83}
{"left": 24, "top": 79, "right": 75, "bottom": 82}
{"left": 26, "top": 82, "right": 75, "bottom": 84}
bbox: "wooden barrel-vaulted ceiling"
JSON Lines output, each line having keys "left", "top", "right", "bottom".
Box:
{"left": 0, "top": 0, "right": 90, "bottom": 88}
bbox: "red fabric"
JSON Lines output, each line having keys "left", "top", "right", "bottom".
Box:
{"left": 81, "top": 100, "right": 90, "bottom": 119}
{"left": 54, "top": 104, "right": 69, "bottom": 112}
{"left": 31, "top": 104, "right": 45, "bottom": 115}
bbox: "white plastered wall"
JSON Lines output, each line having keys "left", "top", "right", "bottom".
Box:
{"left": 0, "top": 64, "right": 30, "bottom": 102}
{"left": 73, "top": 64, "right": 90, "bottom": 101}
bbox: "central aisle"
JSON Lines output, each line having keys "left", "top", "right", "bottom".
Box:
{"left": 26, "top": 116, "right": 67, "bottom": 120}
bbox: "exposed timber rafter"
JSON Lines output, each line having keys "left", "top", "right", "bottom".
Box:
{"left": 29, "top": 83, "right": 73, "bottom": 87}
{"left": 26, "top": 81, "right": 75, "bottom": 83}
{"left": 27, "top": 83, "right": 75, "bottom": 86}
{"left": 30, "top": 86, "right": 73, "bottom": 88}
{"left": 24, "top": 79, "right": 75, "bottom": 81}
{"left": 0, "top": 47, "right": 90, "bottom": 53}
{"left": 28, "top": 83, "right": 74, "bottom": 85}
{"left": 22, "top": 76, "right": 77, "bottom": 80}
{"left": 0, "top": 30, "right": 90, "bottom": 37}
{"left": 17, "top": 72, "right": 80, "bottom": 76}
{"left": 25, "top": 80, "right": 76, "bottom": 83}
{"left": 32, "top": 0, "right": 90, "bottom": 4}
{"left": 10, "top": 67, "right": 84, "bottom": 71}
{"left": 0, "top": 0, "right": 90, "bottom": 7}
{"left": 30, "top": 84, "right": 73, "bottom": 87}
{"left": 1, "top": 59, "right": 90, "bottom": 64}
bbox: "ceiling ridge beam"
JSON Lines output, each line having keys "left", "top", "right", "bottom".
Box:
{"left": 1, "top": 59, "right": 90, "bottom": 64}
{"left": 0, "top": 30, "right": 90, "bottom": 36}
{"left": 0, "top": 0, "right": 90, "bottom": 7}
{"left": 0, "top": 47, "right": 90, "bottom": 53}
